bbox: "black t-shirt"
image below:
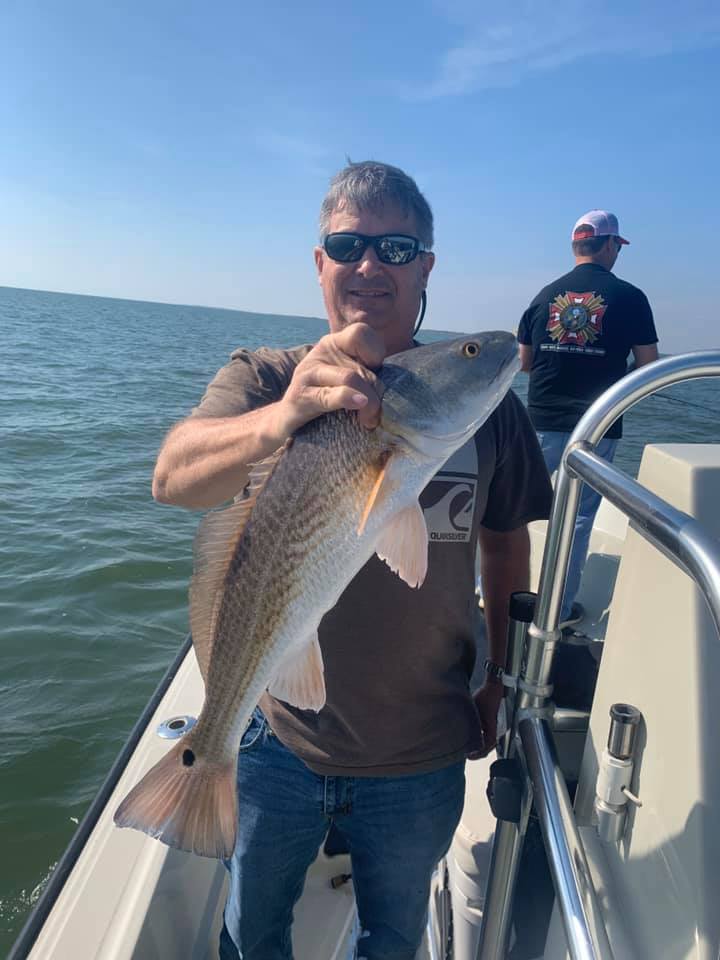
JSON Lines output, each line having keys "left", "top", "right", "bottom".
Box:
{"left": 517, "top": 263, "right": 657, "bottom": 438}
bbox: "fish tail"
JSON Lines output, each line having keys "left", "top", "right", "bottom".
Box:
{"left": 113, "top": 739, "right": 237, "bottom": 859}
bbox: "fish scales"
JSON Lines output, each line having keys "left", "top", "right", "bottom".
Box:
{"left": 187, "top": 411, "right": 388, "bottom": 756}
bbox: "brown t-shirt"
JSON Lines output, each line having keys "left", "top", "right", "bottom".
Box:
{"left": 192, "top": 344, "right": 553, "bottom": 775}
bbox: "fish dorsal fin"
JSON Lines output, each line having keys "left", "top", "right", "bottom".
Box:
{"left": 357, "top": 451, "right": 392, "bottom": 536}
{"left": 189, "top": 447, "right": 287, "bottom": 685}
{"left": 267, "top": 633, "right": 326, "bottom": 712}
{"left": 375, "top": 502, "right": 428, "bottom": 589}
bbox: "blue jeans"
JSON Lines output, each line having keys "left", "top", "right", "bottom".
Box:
{"left": 219, "top": 708, "right": 465, "bottom": 960}
{"left": 536, "top": 431, "right": 618, "bottom": 623}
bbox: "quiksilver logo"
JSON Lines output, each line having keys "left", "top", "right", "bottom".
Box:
{"left": 422, "top": 476, "right": 477, "bottom": 544}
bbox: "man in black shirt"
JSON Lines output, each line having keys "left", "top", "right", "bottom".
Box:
{"left": 517, "top": 210, "right": 659, "bottom": 627}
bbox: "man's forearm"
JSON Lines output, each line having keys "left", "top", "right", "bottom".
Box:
{"left": 479, "top": 526, "right": 531, "bottom": 669}
{"left": 153, "top": 325, "right": 388, "bottom": 511}
{"left": 518, "top": 343, "right": 533, "bottom": 373}
{"left": 152, "top": 403, "right": 289, "bottom": 510}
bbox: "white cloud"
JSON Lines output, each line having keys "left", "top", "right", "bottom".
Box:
{"left": 412, "top": 1, "right": 720, "bottom": 99}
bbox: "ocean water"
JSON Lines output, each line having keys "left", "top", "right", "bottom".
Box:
{"left": 1, "top": 285, "right": 718, "bottom": 951}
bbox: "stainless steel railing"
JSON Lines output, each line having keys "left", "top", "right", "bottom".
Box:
{"left": 477, "top": 351, "right": 720, "bottom": 960}
{"left": 518, "top": 717, "right": 612, "bottom": 959}
{"left": 565, "top": 445, "right": 720, "bottom": 637}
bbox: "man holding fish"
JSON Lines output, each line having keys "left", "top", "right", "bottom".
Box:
{"left": 125, "top": 161, "right": 553, "bottom": 959}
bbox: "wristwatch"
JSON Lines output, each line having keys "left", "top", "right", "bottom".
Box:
{"left": 483, "top": 658, "right": 505, "bottom": 681}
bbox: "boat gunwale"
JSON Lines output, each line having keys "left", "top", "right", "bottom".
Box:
{"left": 7, "top": 634, "right": 194, "bottom": 960}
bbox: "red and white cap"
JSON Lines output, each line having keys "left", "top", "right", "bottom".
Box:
{"left": 572, "top": 210, "right": 629, "bottom": 245}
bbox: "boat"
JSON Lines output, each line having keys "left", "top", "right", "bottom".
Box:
{"left": 8, "top": 350, "right": 720, "bottom": 960}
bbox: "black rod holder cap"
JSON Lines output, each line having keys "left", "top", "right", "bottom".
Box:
{"left": 486, "top": 758, "right": 523, "bottom": 823}
{"left": 509, "top": 591, "right": 537, "bottom": 623}
{"left": 608, "top": 702, "right": 642, "bottom": 759}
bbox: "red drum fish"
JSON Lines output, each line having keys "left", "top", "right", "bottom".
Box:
{"left": 114, "top": 332, "right": 519, "bottom": 857}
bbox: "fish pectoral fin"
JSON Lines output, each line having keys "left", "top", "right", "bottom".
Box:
{"left": 267, "top": 633, "right": 326, "bottom": 712}
{"left": 357, "top": 451, "right": 392, "bottom": 536}
{"left": 375, "top": 502, "right": 428, "bottom": 589}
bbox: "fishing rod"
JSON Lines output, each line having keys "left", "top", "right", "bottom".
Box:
{"left": 647, "top": 392, "right": 720, "bottom": 417}
{"left": 625, "top": 361, "right": 719, "bottom": 417}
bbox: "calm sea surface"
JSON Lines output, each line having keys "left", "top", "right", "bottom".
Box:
{"left": 1, "top": 285, "right": 718, "bottom": 951}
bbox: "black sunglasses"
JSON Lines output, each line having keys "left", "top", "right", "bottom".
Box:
{"left": 323, "top": 232, "right": 431, "bottom": 266}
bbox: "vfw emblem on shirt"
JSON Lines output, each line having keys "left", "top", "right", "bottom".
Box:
{"left": 547, "top": 291, "right": 606, "bottom": 346}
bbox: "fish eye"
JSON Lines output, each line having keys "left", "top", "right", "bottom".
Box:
{"left": 462, "top": 341, "right": 481, "bottom": 358}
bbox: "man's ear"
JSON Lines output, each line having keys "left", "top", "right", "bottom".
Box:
{"left": 421, "top": 251, "right": 435, "bottom": 285}
{"left": 314, "top": 246, "right": 324, "bottom": 284}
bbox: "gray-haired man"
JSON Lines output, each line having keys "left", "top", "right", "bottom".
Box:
{"left": 152, "top": 161, "right": 552, "bottom": 959}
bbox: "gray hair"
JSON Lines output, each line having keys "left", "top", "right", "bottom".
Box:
{"left": 319, "top": 160, "right": 434, "bottom": 247}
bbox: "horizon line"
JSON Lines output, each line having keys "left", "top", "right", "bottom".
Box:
{"left": 0, "top": 283, "right": 460, "bottom": 334}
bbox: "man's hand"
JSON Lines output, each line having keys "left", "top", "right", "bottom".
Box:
{"left": 468, "top": 680, "right": 505, "bottom": 760}
{"left": 151, "top": 323, "right": 388, "bottom": 510}
{"left": 277, "top": 323, "right": 386, "bottom": 434}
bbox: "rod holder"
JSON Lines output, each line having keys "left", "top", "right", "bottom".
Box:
{"left": 607, "top": 702, "right": 641, "bottom": 759}
{"left": 595, "top": 703, "right": 642, "bottom": 843}
{"left": 476, "top": 592, "right": 536, "bottom": 958}
{"left": 498, "top": 591, "right": 536, "bottom": 758}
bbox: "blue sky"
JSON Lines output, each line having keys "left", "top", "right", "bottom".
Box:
{"left": 1, "top": 0, "right": 718, "bottom": 351}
